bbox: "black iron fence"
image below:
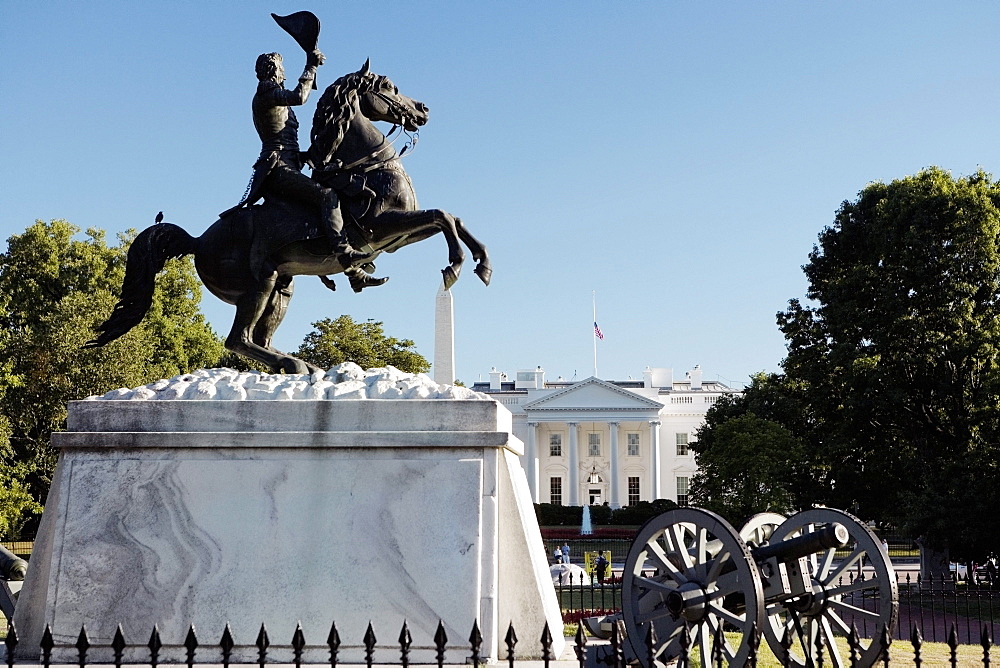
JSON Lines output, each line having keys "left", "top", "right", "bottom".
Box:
{"left": 897, "top": 573, "right": 1000, "bottom": 646}
{"left": 1, "top": 618, "right": 562, "bottom": 667}
{"left": 594, "top": 617, "right": 996, "bottom": 668}
{"left": 555, "top": 570, "right": 1000, "bottom": 646}
{"left": 1, "top": 617, "right": 998, "bottom": 667}
{"left": 555, "top": 574, "right": 622, "bottom": 626}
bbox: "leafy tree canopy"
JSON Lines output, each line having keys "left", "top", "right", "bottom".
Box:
{"left": 690, "top": 413, "right": 804, "bottom": 524}
{"left": 0, "top": 415, "right": 42, "bottom": 538}
{"left": 0, "top": 220, "right": 224, "bottom": 535}
{"left": 296, "top": 315, "right": 431, "bottom": 373}
{"left": 689, "top": 373, "right": 819, "bottom": 525}
{"left": 775, "top": 168, "right": 1000, "bottom": 557}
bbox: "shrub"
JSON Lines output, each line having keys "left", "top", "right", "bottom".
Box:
{"left": 534, "top": 499, "right": 680, "bottom": 529}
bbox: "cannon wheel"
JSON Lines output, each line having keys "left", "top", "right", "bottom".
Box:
{"left": 741, "top": 512, "right": 786, "bottom": 549}
{"left": 762, "top": 507, "right": 898, "bottom": 668}
{"left": 621, "top": 507, "right": 764, "bottom": 667}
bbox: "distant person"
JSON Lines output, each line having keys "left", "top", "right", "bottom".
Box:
{"left": 595, "top": 553, "right": 609, "bottom": 586}
{"left": 552, "top": 545, "right": 562, "bottom": 565}
{"left": 562, "top": 543, "right": 571, "bottom": 564}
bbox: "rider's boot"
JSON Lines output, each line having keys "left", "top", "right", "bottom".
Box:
{"left": 322, "top": 191, "right": 365, "bottom": 265}
{"left": 346, "top": 267, "right": 389, "bottom": 293}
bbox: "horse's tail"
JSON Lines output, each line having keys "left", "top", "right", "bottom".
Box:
{"left": 84, "top": 223, "right": 198, "bottom": 348}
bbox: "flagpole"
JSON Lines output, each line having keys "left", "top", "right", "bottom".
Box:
{"left": 593, "top": 291, "right": 598, "bottom": 378}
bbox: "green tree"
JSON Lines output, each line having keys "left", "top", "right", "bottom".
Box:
{"left": 0, "top": 415, "right": 42, "bottom": 539}
{"left": 296, "top": 315, "right": 431, "bottom": 373}
{"left": 688, "top": 373, "right": 822, "bottom": 525}
{"left": 690, "top": 413, "right": 805, "bottom": 524}
{"left": 0, "top": 219, "right": 224, "bottom": 531}
{"left": 776, "top": 168, "right": 1000, "bottom": 558}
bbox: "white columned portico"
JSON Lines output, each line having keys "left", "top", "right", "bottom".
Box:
{"left": 525, "top": 422, "right": 539, "bottom": 502}
{"left": 649, "top": 420, "right": 662, "bottom": 500}
{"left": 567, "top": 422, "right": 580, "bottom": 506}
{"left": 518, "top": 376, "right": 667, "bottom": 508}
{"left": 608, "top": 421, "right": 621, "bottom": 509}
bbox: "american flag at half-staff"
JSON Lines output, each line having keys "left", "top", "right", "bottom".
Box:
{"left": 592, "top": 291, "right": 602, "bottom": 377}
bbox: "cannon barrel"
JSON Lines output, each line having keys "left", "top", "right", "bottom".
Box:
{"left": 751, "top": 522, "right": 849, "bottom": 564}
{"left": 0, "top": 544, "right": 28, "bottom": 581}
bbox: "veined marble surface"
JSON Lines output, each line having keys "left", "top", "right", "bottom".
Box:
{"left": 88, "top": 363, "right": 488, "bottom": 401}
{"left": 50, "top": 453, "right": 484, "bottom": 651}
{"left": 14, "top": 399, "right": 562, "bottom": 662}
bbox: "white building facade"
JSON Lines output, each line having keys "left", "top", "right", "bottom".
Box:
{"left": 470, "top": 366, "right": 739, "bottom": 508}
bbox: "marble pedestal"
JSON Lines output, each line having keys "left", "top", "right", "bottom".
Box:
{"left": 14, "top": 400, "right": 563, "bottom": 662}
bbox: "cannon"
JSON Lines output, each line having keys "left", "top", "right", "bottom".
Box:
{"left": 0, "top": 544, "right": 27, "bottom": 624}
{"left": 0, "top": 544, "right": 27, "bottom": 581}
{"left": 600, "top": 506, "right": 897, "bottom": 667}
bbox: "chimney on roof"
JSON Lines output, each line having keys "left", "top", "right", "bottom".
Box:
{"left": 688, "top": 365, "right": 703, "bottom": 390}
{"left": 489, "top": 367, "right": 504, "bottom": 391}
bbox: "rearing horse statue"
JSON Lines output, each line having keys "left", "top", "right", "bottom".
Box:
{"left": 86, "top": 61, "right": 491, "bottom": 374}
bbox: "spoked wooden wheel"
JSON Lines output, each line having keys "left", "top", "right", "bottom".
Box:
{"left": 740, "top": 512, "right": 786, "bottom": 549}
{"left": 621, "top": 507, "right": 764, "bottom": 667}
{"left": 762, "top": 508, "right": 898, "bottom": 668}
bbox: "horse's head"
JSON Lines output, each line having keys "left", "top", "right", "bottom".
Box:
{"left": 309, "top": 61, "right": 429, "bottom": 170}
{"left": 358, "top": 66, "right": 429, "bottom": 132}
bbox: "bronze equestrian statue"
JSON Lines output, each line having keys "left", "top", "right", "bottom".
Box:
{"left": 86, "top": 13, "right": 490, "bottom": 374}
{"left": 221, "top": 11, "right": 384, "bottom": 291}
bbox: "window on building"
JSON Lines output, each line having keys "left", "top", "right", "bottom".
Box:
{"left": 628, "top": 476, "right": 640, "bottom": 505}
{"left": 550, "top": 477, "right": 562, "bottom": 506}
{"left": 549, "top": 433, "right": 562, "bottom": 457}
{"left": 588, "top": 433, "right": 601, "bottom": 456}
{"left": 676, "top": 433, "right": 689, "bottom": 456}
{"left": 676, "top": 476, "right": 689, "bottom": 507}
{"left": 627, "top": 432, "right": 640, "bottom": 456}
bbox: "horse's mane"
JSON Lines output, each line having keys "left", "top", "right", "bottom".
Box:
{"left": 307, "top": 69, "right": 377, "bottom": 169}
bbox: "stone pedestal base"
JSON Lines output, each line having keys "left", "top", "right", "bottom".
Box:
{"left": 14, "top": 400, "right": 563, "bottom": 662}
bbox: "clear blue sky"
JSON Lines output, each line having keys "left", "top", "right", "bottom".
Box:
{"left": 3, "top": 2, "right": 999, "bottom": 387}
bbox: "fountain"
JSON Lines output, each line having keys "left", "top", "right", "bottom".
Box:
{"left": 581, "top": 505, "right": 593, "bottom": 535}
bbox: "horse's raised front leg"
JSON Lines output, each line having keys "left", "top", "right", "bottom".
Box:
{"left": 371, "top": 209, "right": 465, "bottom": 289}
{"left": 453, "top": 217, "right": 491, "bottom": 286}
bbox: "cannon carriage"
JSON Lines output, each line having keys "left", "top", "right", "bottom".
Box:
{"left": 598, "top": 506, "right": 897, "bottom": 667}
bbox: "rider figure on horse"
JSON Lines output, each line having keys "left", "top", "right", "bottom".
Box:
{"left": 225, "top": 50, "right": 387, "bottom": 292}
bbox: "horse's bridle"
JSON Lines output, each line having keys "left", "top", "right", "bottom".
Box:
{"left": 326, "top": 77, "right": 420, "bottom": 175}
{"left": 367, "top": 76, "right": 422, "bottom": 131}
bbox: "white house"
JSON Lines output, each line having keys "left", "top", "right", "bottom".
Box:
{"left": 469, "top": 366, "right": 739, "bottom": 508}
